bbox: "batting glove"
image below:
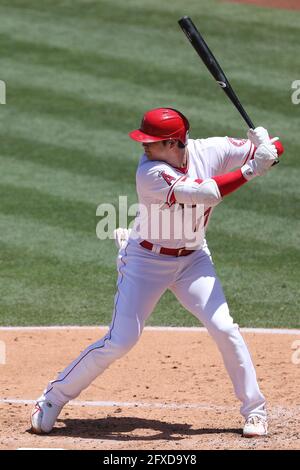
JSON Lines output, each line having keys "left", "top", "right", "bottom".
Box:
{"left": 241, "top": 138, "right": 278, "bottom": 180}
{"left": 113, "top": 227, "right": 132, "bottom": 249}
{"left": 247, "top": 126, "right": 272, "bottom": 147}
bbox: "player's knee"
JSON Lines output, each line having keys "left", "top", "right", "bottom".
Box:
{"left": 220, "top": 323, "right": 239, "bottom": 336}
{"left": 107, "top": 331, "right": 140, "bottom": 357}
{"left": 89, "top": 334, "right": 138, "bottom": 367}
{"left": 209, "top": 319, "right": 239, "bottom": 339}
{"left": 113, "top": 338, "right": 137, "bottom": 356}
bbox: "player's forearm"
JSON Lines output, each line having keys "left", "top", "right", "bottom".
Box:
{"left": 211, "top": 168, "right": 248, "bottom": 197}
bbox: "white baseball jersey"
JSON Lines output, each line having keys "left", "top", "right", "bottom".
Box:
{"left": 131, "top": 137, "right": 255, "bottom": 249}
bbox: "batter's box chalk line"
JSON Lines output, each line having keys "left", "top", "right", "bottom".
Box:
{"left": 0, "top": 326, "right": 299, "bottom": 334}
{"left": 0, "top": 398, "right": 235, "bottom": 411}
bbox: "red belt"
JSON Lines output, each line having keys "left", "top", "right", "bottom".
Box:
{"left": 140, "top": 240, "right": 195, "bottom": 257}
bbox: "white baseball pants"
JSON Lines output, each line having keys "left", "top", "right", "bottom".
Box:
{"left": 44, "top": 239, "right": 266, "bottom": 419}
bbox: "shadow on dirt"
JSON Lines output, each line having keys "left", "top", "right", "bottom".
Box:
{"left": 33, "top": 416, "right": 242, "bottom": 441}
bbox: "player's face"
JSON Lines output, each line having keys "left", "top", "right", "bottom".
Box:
{"left": 142, "top": 141, "right": 174, "bottom": 161}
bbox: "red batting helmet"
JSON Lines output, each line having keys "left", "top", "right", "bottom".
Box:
{"left": 129, "top": 108, "right": 190, "bottom": 145}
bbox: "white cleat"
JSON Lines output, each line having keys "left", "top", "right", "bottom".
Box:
{"left": 30, "top": 398, "right": 63, "bottom": 434}
{"left": 243, "top": 415, "right": 268, "bottom": 438}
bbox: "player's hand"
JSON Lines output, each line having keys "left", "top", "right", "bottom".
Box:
{"left": 256, "top": 139, "right": 278, "bottom": 172}
{"left": 247, "top": 127, "right": 271, "bottom": 147}
{"left": 242, "top": 138, "right": 278, "bottom": 180}
{"left": 255, "top": 138, "right": 279, "bottom": 175}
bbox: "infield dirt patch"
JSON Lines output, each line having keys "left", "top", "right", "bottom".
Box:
{"left": 0, "top": 327, "right": 299, "bottom": 450}
{"left": 224, "top": 0, "right": 300, "bottom": 10}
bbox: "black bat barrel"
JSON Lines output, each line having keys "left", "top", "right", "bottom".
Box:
{"left": 178, "top": 16, "right": 255, "bottom": 129}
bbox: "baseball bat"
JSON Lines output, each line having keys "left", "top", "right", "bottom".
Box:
{"left": 178, "top": 16, "right": 279, "bottom": 165}
{"left": 178, "top": 16, "right": 255, "bottom": 129}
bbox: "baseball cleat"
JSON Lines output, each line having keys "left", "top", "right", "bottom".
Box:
{"left": 243, "top": 415, "right": 268, "bottom": 438}
{"left": 30, "top": 398, "right": 63, "bottom": 434}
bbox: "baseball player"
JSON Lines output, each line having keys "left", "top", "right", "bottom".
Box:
{"left": 31, "top": 108, "right": 284, "bottom": 437}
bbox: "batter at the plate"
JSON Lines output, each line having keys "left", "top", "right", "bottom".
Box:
{"left": 31, "top": 108, "right": 284, "bottom": 438}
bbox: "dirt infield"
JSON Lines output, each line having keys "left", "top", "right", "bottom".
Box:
{"left": 224, "top": 0, "right": 300, "bottom": 10}
{"left": 0, "top": 327, "right": 299, "bottom": 450}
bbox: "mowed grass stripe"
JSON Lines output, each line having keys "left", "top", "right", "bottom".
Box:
{"left": 2, "top": 0, "right": 300, "bottom": 29}
{"left": 0, "top": 225, "right": 298, "bottom": 328}
{"left": 0, "top": 214, "right": 113, "bottom": 264}
{"left": 0, "top": 36, "right": 296, "bottom": 149}
{"left": 0, "top": 30, "right": 294, "bottom": 89}
{"left": 0, "top": 123, "right": 136, "bottom": 163}
{"left": 6, "top": 52, "right": 291, "bottom": 121}
{"left": 1, "top": 156, "right": 136, "bottom": 204}
{"left": 0, "top": 135, "right": 137, "bottom": 184}
{"left": 3, "top": 0, "right": 299, "bottom": 98}
{"left": 206, "top": 231, "right": 299, "bottom": 328}
{"left": 0, "top": 55, "right": 292, "bottom": 112}
{"left": 209, "top": 204, "right": 300, "bottom": 250}
{"left": 8, "top": 86, "right": 142, "bottom": 135}
{"left": 0, "top": 57, "right": 198, "bottom": 107}
{"left": 1, "top": 3, "right": 299, "bottom": 105}
{"left": 0, "top": 240, "right": 189, "bottom": 327}
{"left": 253, "top": 168, "right": 300, "bottom": 198}
{"left": 0, "top": 110, "right": 137, "bottom": 159}
{"left": 0, "top": 110, "right": 297, "bottom": 177}
{"left": 1, "top": 33, "right": 297, "bottom": 119}
{"left": 0, "top": 184, "right": 96, "bottom": 234}
{"left": 209, "top": 226, "right": 299, "bottom": 276}
{"left": 1, "top": 10, "right": 297, "bottom": 157}
{"left": 4, "top": 58, "right": 295, "bottom": 127}
{"left": 220, "top": 180, "right": 300, "bottom": 220}
{"left": 0, "top": 272, "right": 115, "bottom": 327}
{"left": 0, "top": 223, "right": 191, "bottom": 328}
{"left": 0, "top": 1, "right": 299, "bottom": 63}
{"left": 1, "top": 236, "right": 297, "bottom": 328}
{"left": 3, "top": 88, "right": 298, "bottom": 156}
{"left": 0, "top": 241, "right": 116, "bottom": 291}
{"left": 0, "top": 273, "right": 113, "bottom": 311}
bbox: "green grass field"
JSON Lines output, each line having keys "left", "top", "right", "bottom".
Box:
{"left": 0, "top": 0, "right": 299, "bottom": 327}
